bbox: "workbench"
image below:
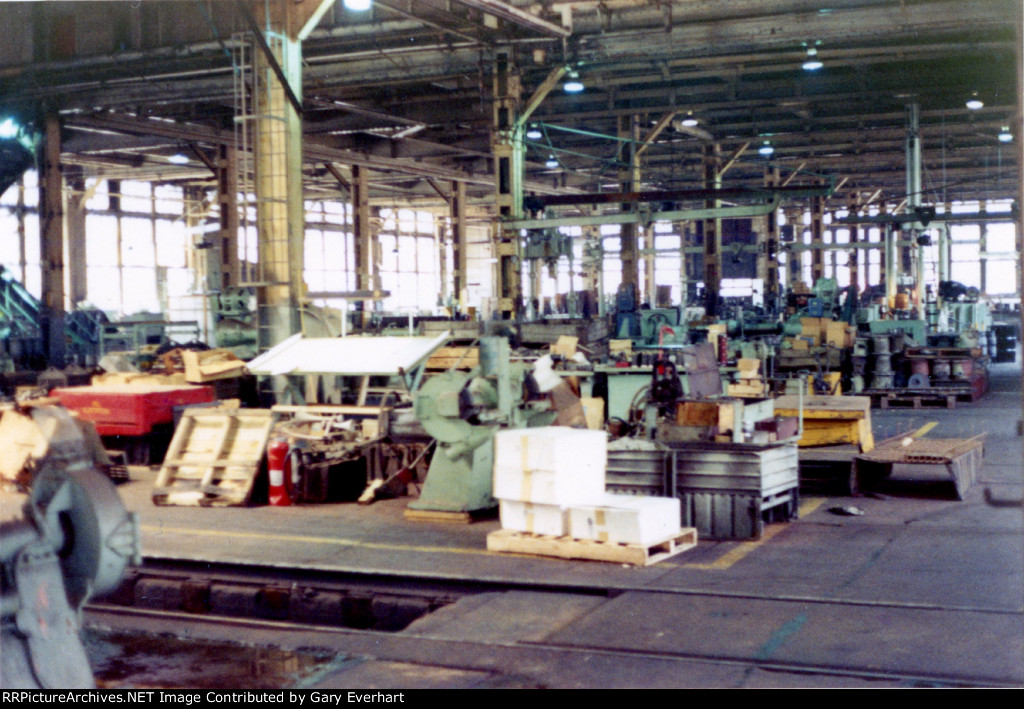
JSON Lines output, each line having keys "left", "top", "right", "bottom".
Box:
{"left": 775, "top": 394, "right": 875, "bottom": 452}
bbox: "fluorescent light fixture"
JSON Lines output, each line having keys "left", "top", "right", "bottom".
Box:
{"left": 344, "top": 0, "right": 372, "bottom": 10}
{"left": 168, "top": 153, "right": 190, "bottom": 164}
{"left": 758, "top": 141, "right": 774, "bottom": 156}
{"left": 999, "top": 127, "right": 1013, "bottom": 143}
{"left": 564, "top": 71, "right": 584, "bottom": 94}
{"left": 802, "top": 47, "right": 823, "bottom": 71}
{"left": 526, "top": 125, "right": 542, "bottom": 140}
{"left": 545, "top": 155, "right": 559, "bottom": 168}
{"left": 966, "top": 95, "right": 984, "bottom": 110}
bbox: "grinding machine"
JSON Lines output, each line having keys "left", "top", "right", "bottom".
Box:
{"left": 407, "top": 337, "right": 558, "bottom": 514}
{"left": 1, "top": 406, "right": 141, "bottom": 688}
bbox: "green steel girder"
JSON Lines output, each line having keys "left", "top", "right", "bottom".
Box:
{"left": 503, "top": 194, "right": 784, "bottom": 230}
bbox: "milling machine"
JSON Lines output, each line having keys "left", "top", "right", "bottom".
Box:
{"left": 407, "top": 337, "right": 557, "bottom": 514}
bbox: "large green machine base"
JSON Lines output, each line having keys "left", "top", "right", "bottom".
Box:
{"left": 407, "top": 438, "right": 496, "bottom": 513}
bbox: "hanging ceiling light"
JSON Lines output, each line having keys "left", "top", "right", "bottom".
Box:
{"left": 0, "top": 117, "right": 19, "bottom": 139}
{"left": 680, "top": 112, "right": 699, "bottom": 127}
{"left": 563, "top": 70, "right": 584, "bottom": 94}
{"left": 545, "top": 155, "right": 559, "bottom": 168}
{"left": 998, "top": 126, "right": 1013, "bottom": 143}
{"left": 167, "top": 153, "right": 189, "bottom": 164}
{"left": 344, "top": 0, "right": 372, "bottom": 11}
{"left": 758, "top": 141, "right": 774, "bottom": 156}
{"left": 802, "top": 47, "right": 823, "bottom": 71}
{"left": 526, "top": 125, "right": 542, "bottom": 140}
{"left": 965, "top": 93, "right": 984, "bottom": 110}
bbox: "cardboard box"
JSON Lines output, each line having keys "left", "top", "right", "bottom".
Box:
{"left": 609, "top": 339, "right": 633, "bottom": 360}
{"left": 499, "top": 499, "right": 568, "bottom": 536}
{"left": 736, "top": 358, "right": 761, "bottom": 378}
{"left": 493, "top": 427, "right": 607, "bottom": 505}
{"left": 707, "top": 323, "right": 727, "bottom": 344}
{"left": 800, "top": 317, "right": 824, "bottom": 345}
{"left": 581, "top": 397, "right": 605, "bottom": 431}
{"left": 569, "top": 493, "right": 682, "bottom": 546}
{"left": 550, "top": 336, "right": 578, "bottom": 358}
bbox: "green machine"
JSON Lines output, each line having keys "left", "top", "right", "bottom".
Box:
{"left": 408, "top": 337, "right": 556, "bottom": 514}
{"left": 866, "top": 318, "right": 928, "bottom": 346}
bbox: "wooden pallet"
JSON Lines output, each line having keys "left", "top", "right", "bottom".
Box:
{"left": 425, "top": 346, "right": 479, "bottom": 371}
{"left": 486, "top": 527, "right": 698, "bottom": 566}
{"left": 152, "top": 408, "right": 275, "bottom": 506}
{"left": 403, "top": 507, "right": 497, "bottom": 524}
{"left": 876, "top": 393, "right": 958, "bottom": 409}
{"left": 858, "top": 436, "right": 985, "bottom": 500}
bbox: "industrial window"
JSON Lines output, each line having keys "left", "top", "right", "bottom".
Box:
{"left": 653, "top": 232, "right": 683, "bottom": 304}
{"left": 377, "top": 208, "right": 441, "bottom": 315}
{"left": 985, "top": 222, "right": 1016, "bottom": 253}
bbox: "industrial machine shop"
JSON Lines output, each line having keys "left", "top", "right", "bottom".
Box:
{"left": 0, "top": 0, "right": 1022, "bottom": 691}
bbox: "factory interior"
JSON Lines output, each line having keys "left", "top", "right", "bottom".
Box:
{"left": 1, "top": 0, "right": 1023, "bottom": 690}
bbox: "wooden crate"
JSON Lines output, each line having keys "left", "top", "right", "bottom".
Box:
{"left": 182, "top": 349, "right": 248, "bottom": 383}
{"left": 152, "top": 408, "right": 275, "bottom": 506}
{"left": 486, "top": 527, "right": 697, "bottom": 566}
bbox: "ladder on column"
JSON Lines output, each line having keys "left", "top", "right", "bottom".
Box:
{"left": 232, "top": 31, "right": 292, "bottom": 355}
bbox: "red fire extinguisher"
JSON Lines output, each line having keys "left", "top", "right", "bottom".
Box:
{"left": 267, "top": 438, "right": 291, "bottom": 506}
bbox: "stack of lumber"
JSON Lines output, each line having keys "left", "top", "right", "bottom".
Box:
{"left": 727, "top": 358, "right": 767, "bottom": 398}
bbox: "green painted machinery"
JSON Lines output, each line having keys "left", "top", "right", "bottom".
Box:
{"left": 408, "top": 337, "right": 556, "bottom": 513}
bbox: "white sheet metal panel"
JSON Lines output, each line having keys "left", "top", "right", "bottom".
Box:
{"left": 246, "top": 331, "right": 451, "bottom": 376}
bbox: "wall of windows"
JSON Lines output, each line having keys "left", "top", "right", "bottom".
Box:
{"left": 0, "top": 174, "right": 449, "bottom": 341}
{"left": 0, "top": 171, "right": 1017, "bottom": 332}
{"left": 505, "top": 200, "right": 1019, "bottom": 312}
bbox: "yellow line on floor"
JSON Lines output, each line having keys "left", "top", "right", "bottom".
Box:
{"left": 140, "top": 525, "right": 490, "bottom": 557}
{"left": 911, "top": 421, "right": 938, "bottom": 438}
{"left": 682, "top": 497, "right": 827, "bottom": 570}
{"left": 142, "top": 497, "right": 831, "bottom": 569}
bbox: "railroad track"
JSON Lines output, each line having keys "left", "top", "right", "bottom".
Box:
{"left": 81, "top": 556, "right": 1023, "bottom": 689}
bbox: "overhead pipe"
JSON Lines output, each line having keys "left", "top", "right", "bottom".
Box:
{"left": 526, "top": 184, "right": 834, "bottom": 209}
{"left": 451, "top": 0, "right": 571, "bottom": 37}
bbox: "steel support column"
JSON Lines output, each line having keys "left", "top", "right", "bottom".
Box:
{"left": 39, "top": 114, "right": 65, "bottom": 368}
{"left": 217, "top": 144, "right": 240, "bottom": 288}
{"left": 619, "top": 115, "right": 642, "bottom": 300}
{"left": 785, "top": 206, "right": 803, "bottom": 290}
{"left": 848, "top": 194, "right": 861, "bottom": 291}
{"left": 66, "top": 178, "right": 88, "bottom": 309}
{"left": 492, "top": 51, "right": 523, "bottom": 319}
{"left": 245, "top": 0, "right": 335, "bottom": 352}
{"left": 582, "top": 207, "right": 602, "bottom": 315}
{"left": 762, "top": 167, "right": 780, "bottom": 305}
{"left": 906, "top": 102, "right": 924, "bottom": 318}
{"left": 810, "top": 182, "right": 825, "bottom": 284}
{"left": 351, "top": 164, "right": 374, "bottom": 327}
{"left": 702, "top": 143, "right": 722, "bottom": 316}
{"left": 451, "top": 180, "right": 467, "bottom": 313}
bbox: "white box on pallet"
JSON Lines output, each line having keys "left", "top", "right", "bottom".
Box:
{"left": 569, "top": 493, "right": 682, "bottom": 546}
{"left": 498, "top": 499, "right": 568, "bottom": 537}
{"left": 493, "top": 427, "right": 607, "bottom": 505}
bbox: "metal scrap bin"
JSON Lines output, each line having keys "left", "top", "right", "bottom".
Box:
{"left": 667, "top": 442, "right": 800, "bottom": 540}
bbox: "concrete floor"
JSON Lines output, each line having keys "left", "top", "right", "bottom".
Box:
{"left": 90, "top": 361, "right": 1024, "bottom": 688}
